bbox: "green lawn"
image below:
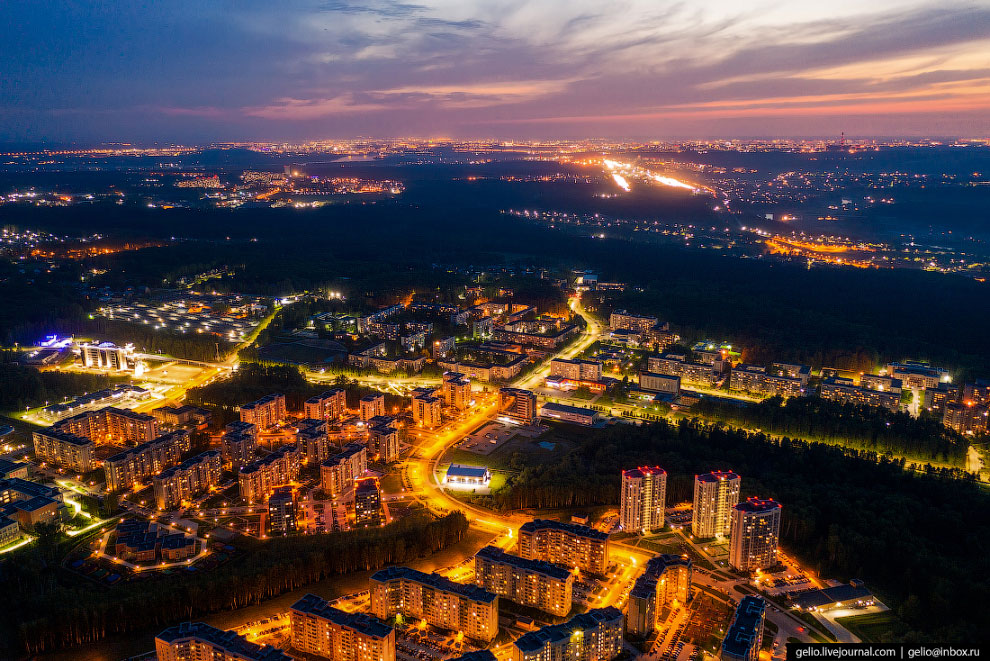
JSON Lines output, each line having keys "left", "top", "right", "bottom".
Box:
{"left": 835, "top": 611, "right": 908, "bottom": 643}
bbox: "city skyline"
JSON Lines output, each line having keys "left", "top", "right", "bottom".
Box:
{"left": 2, "top": 1, "right": 989, "bottom": 142}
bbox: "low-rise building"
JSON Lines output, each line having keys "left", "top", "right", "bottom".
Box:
{"left": 539, "top": 402, "right": 600, "bottom": 426}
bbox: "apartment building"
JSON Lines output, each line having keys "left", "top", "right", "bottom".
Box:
{"left": 511, "top": 608, "right": 623, "bottom": 661}
{"left": 498, "top": 388, "right": 537, "bottom": 424}
{"left": 222, "top": 421, "right": 259, "bottom": 469}
{"left": 54, "top": 406, "right": 158, "bottom": 444}
{"left": 297, "top": 418, "right": 333, "bottom": 463}
{"left": 155, "top": 622, "right": 291, "bottom": 661}
{"left": 549, "top": 358, "right": 603, "bottom": 382}
{"left": 368, "top": 417, "right": 400, "bottom": 463}
{"left": 239, "top": 393, "right": 287, "bottom": 430}
{"left": 360, "top": 394, "right": 386, "bottom": 421}
{"left": 517, "top": 519, "right": 610, "bottom": 574}
{"left": 320, "top": 443, "right": 367, "bottom": 496}
{"left": 647, "top": 354, "right": 719, "bottom": 388}
{"left": 370, "top": 566, "right": 499, "bottom": 642}
{"left": 626, "top": 554, "right": 692, "bottom": 637}
{"left": 819, "top": 378, "right": 901, "bottom": 411}
{"left": 474, "top": 545, "right": 574, "bottom": 617}
{"left": 620, "top": 466, "right": 667, "bottom": 534}
{"left": 290, "top": 593, "right": 395, "bottom": 661}
{"left": 153, "top": 450, "right": 222, "bottom": 510}
{"left": 720, "top": 596, "right": 766, "bottom": 661}
{"left": 305, "top": 389, "right": 347, "bottom": 421}
{"left": 32, "top": 429, "right": 95, "bottom": 472}
{"left": 104, "top": 430, "right": 191, "bottom": 493}
{"left": 692, "top": 471, "right": 741, "bottom": 538}
{"left": 442, "top": 371, "right": 472, "bottom": 410}
{"left": 238, "top": 444, "right": 302, "bottom": 504}
{"left": 728, "top": 498, "right": 782, "bottom": 572}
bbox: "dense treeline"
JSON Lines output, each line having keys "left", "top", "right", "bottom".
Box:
{"left": 2, "top": 511, "right": 468, "bottom": 654}
{"left": 692, "top": 396, "right": 968, "bottom": 467}
{"left": 186, "top": 362, "right": 404, "bottom": 414}
{"left": 478, "top": 419, "right": 988, "bottom": 643}
{"left": 50, "top": 317, "right": 231, "bottom": 363}
{"left": 0, "top": 354, "right": 113, "bottom": 411}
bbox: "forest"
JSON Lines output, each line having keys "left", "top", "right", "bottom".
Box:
{"left": 0, "top": 354, "right": 114, "bottom": 411}
{"left": 1, "top": 511, "right": 468, "bottom": 654}
{"left": 691, "top": 395, "right": 970, "bottom": 467}
{"left": 477, "top": 419, "right": 988, "bottom": 644}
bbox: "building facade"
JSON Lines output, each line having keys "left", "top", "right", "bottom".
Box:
{"left": 104, "top": 430, "right": 191, "bottom": 493}
{"left": 474, "top": 545, "right": 573, "bottom": 617}
{"left": 290, "top": 593, "right": 395, "bottom": 661}
{"left": 626, "top": 554, "right": 692, "bottom": 638}
{"left": 238, "top": 444, "right": 302, "bottom": 504}
{"left": 321, "top": 443, "right": 367, "bottom": 496}
{"left": 153, "top": 450, "right": 222, "bottom": 510}
{"left": 239, "top": 393, "right": 287, "bottom": 430}
{"left": 498, "top": 388, "right": 537, "bottom": 424}
{"left": 620, "top": 466, "right": 667, "bottom": 534}
{"left": 511, "top": 608, "right": 623, "bottom": 661}
{"left": 692, "top": 471, "right": 741, "bottom": 538}
{"left": 517, "top": 519, "right": 610, "bottom": 574}
{"left": 720, "top": 596, "right": 765, "bottom": 661}
{"left": 305, "top": 389, "right": 347, "bottom": 421}
{"left": 155, "top": 622, "right": 291, "bottom": 661}
{"left": 728, "top": 498, "right": 782, "bottom": 572}
{"left": 370, "top": 566, "right": 499, "bottom": 642}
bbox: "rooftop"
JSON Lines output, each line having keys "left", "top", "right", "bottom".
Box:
{"left": 513, "top": 608, "right": 622, "bottom": 653}
{"left": 156, "top": 622, "right": 291, "bottom": 660}
{"left": 519, "top": 518, "right": 609, "bottom": 541}
{"left": 370, "top": 566, "right": 498, "bottom": 603}
{"left": 475, "top": 546, "right": 572, "bottom": 580}
{"left": 290, "top": 593, "right": 393, "bottom": 638}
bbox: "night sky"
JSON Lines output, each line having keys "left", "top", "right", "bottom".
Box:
{"left": 2, "top": 0, "right": 989, "bottom": 142}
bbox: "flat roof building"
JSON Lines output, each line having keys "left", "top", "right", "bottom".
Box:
{"left": 720, "top": 596, "right": 765, "bottom": 661}
{"left": 729, "top": 498, "right": 781, "bottom": 572}
{"left": 370, "top": 566, "right": 499, "bottom": 642}
{"left": 290, "top": 593, "right": 395, "bottom": 661}
{"left": 626, "top": 554, "right": 692, "bottom": 638}
{"left": 155, "top": 622, "right": 291, "bottom": 661}
{"left": 518, "top": 519, "right": 609, "bottom": 575}
{"left": 621, "top": 466, "right": 667, "bottom": 535}
{"left": 539, "top": 402, "right": 600, "bottom": 427}
{"left": 511, "top": 607, "right": 623, "bottom": 661}
{"left": 693, "top": 470, "right": 741, "bottom": 538}
{"left": 474, "top": 545, "right": 574, "bottom": 617}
